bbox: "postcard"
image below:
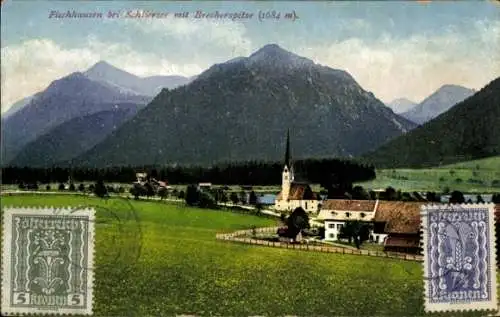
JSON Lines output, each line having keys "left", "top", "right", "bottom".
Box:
{"left": 1, "top": 0, "right": 499, "bottom": 316}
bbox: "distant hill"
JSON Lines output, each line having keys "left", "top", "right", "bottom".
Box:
{"left": 10, "top": 104, "right": 140, "bottom": 167}
{"left": 362, "top": 77, "right": 500, "bottom": 168}
{"left": 84, "top": 61, "right": 192, "bottom": 96}
{"left": 1, "top": 72, "right": 150, "bottom": 165}
{"left": 400, "top": 84, "right": 475, "bottom": 124}
{"left": 386, "top": 98, "right": 417, "bottom": 114}
{"left": 71, "top": 44, "right": 416, "bottom": 168}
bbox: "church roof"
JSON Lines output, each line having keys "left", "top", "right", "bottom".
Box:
{"left": 276, "top": 182, "right": 318, "bottom": 201}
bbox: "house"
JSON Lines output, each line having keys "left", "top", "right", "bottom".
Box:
{"left": 373, "top": 201, "right": 425, "bottom": 254}
{"left": 198, "top": 182, "right": 212, "bottom": 189}
{"left": 317, "top": 199, "right": 387, "bottom": 244}
{"left": 136, "top": 172, "right": 147, "bottom": 183}
{"left": 274, "top": 130, "right": 321, "bottom": 214}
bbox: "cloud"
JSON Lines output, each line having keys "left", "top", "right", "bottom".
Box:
{"left": 122, "top": 13, "right": 253, "bottom": 61}
{"left": 0, "top": 37, "right": 206, "bottom": 112}
{"left": 1, "top": 17, "right": 253, "bottom": 113}
{"left": 297, "top": 19, "right": 500, "bottom": 103}
{"left": 1, "top": 39, "right": 97, "bottom": 112}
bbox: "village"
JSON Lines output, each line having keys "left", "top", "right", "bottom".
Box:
{"left": 122, "top": 131, "right": 500, "bottom": 258}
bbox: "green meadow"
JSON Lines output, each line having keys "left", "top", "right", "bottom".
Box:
{"left": 1, "top": 194, "right": 493, "bottom": 316}
{"left": 356, "top": 156, "right": 500, "bottom": 193}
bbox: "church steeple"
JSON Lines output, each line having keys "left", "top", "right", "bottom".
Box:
{"left": 285, "top": 128, "right": 290, "bottom": 168}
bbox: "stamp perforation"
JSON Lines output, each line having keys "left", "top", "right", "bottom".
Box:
{"left": 1, "top": 206, "right": 95, "bottom": 316}
{"left": 421, "top": 202, "right": 498, "bottom": 314}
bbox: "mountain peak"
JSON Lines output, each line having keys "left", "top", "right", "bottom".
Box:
{"left": 85, "top": 61, "right": 130, "bottom": 76}
{"left": 248, "top": 43, "right": 314, "bottom": 68}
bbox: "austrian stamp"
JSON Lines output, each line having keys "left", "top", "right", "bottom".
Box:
{"left": 1, "top": 207, "right": 95, "bottom": 315}
{"left": 421, "top": 203, "right": 497, "bottom": 313}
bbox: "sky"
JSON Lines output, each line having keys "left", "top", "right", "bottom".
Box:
{"left": 1, "top": 0, "right": 499, "bottom": 112}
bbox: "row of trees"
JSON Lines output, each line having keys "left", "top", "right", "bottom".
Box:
{"left": 2, "top": 159, "right": 375, "bottom": 186}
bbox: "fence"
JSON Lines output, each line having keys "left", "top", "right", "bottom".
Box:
{"left": 216, "top": 227, "right": 423, "bottom": 262}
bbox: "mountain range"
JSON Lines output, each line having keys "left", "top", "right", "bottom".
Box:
{"left": 362, "top": 77, "right": 500, "bottom": 168}
{"left": 1, "top": 63, "right": 192, "bottom": 166}
{"left": 69, "top": 44, "right": 417, "bottom": 167}
{"left": 399, "top": 84, "right": 475, "bottom": 125}
{"left": 386, "top": 98, "right": 417, "bottom": 114}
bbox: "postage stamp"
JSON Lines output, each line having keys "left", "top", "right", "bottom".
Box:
{"left": 1, "top": 207, "right": 95, "bottom": 315}
{"left": 421, "top": 203, "right": 498, "bottom": 313}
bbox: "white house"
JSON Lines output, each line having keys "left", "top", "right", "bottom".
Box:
{"left": 317, "top": 199, "right": 388, "bottom": 244}
{"left": 273, "top": 130, "right": 321, "bottom": 214}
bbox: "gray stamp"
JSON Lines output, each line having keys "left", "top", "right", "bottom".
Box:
{"left": 421, "top": 203, "right": 497, "bottom": 313}
{"left": 1, "top": 206, "right": 95, "bottom": 315}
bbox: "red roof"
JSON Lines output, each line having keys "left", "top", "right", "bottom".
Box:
{"left": 276, "top": 183, "right": 318, "bottom": 201}
{"left": 384, "top": 236, "right": 420, "bottom": 248}
{"left": 322, "top": 199, "right": 376, "bottom": 212}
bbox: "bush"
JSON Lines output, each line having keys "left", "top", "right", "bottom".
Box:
{"left": 78, "top": 184, "right": 85, "bottom": 192}
{"left": 439, "top": 177, "right": 445, "bottom": 182}
{"left": 58, "top": 183, "right": 65, "bottom": 191}
{"left": 18, "top": 182, "right": 25, "bottom": 190}
{"left": 68, "top": 183, "right": 76, "bottom": 191}
{"left": 492, "top": 180, "right": 500, "bottom": 187}
{"left": 46, "top": 184, "right": 51, "bottom": 191}
{"left": 455, "top": 178, "right": 463, "bottom": 183}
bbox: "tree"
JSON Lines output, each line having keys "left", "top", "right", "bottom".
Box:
{"left": 94, "top": 180, "right": 108, "bottom": 198}
{"left": 58, "top": 183, "right": 65, "bottom": 191}
{"left": 351, "top": 185, "right": 370, "bottom": 200}
{"left": 130, "top": 183, "right": 147, "bottom": 200}
{"left": 249, "top": 190, "right": 258, "bottom": 205}
{"left": 144, "top": 182, "right": 155, "bottom": 198}
{"left": 46, "top": 184, "right": 51, "bottom": 191}
{"left": 199, "top": 191, "right": 217, "bottom": 209}
{"left": 230, "top": 192, "right": 239, "bottom": 205}
{"left": 239, "top": 190, "right": 247, "bottom": 205}
{"left": 426, "top": 192, "right": 438, "bottom": 202}
{"left": 78, "top": 184, "right": 85, "bottom": 192}
{"left": 158, "top": 187, "right": 168, "bottom": 200}
{"left": 449, "top": 190, "right": 465, "bottom": 204}
{"left": 68, "top": 183, "right": 76, "bottom": 191}
{"left": 476, "top": 194, "right": 485, "bottom": 203}
{"left": 382, "top": 187, "right": 398, "bottom": 201}
{"left": 492, "top": 193, "right": 500, "bottom": 204}
{"left": 185, "top": 184, "right": 200, "bottom": 206}
{"left": 339, "top": 221, "right": 371, "bottom": 249}
{"left": 286, "top": 207, "right": 310, "bottom": 241}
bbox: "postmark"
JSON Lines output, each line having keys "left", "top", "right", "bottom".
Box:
{"left": 1, "top": 206, "right": 95, "bottom": 315}
{"left": 421, "top": 203, "right": 497, "bottom": 313}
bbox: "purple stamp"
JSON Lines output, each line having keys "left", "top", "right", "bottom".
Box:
{"left": 421, "top": 203, "right": 497, "bottom": 313}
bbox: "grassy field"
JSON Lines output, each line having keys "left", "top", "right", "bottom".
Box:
{"left": 356, "top": 156, "right": 500, "bottom": 193}
{"left": 1, "top": 194, "right": 494, "bottom": 316}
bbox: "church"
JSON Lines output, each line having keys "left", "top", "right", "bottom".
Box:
{"left": 274, "top": 130, "right": 321, "bottom": 214}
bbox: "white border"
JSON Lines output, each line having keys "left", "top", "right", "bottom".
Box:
{"left": 421, "top": 203, "right": 497, "bottom": 313}
{"left": 1, "top": 206, "right": 95, "bottom": 315}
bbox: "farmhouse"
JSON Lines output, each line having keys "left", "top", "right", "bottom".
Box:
{"left": 274, "top": 130, "right": 321, "bottom": 214}
{"left": 317, "top": 199, "right": 388, "bottom": 244}
{"left": 373, "top": 201, "right": 424, "bottom": 254}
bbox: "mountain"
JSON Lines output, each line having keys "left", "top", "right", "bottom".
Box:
{"left": 10, "top": 104, "right": 139, "bottom": 167}
{"left": 1, "top": 72, "right": 151, "bottom": 165}
{"left": 71, "top": 44, "right": 416, "bottom": 168}
{"left": 362, "top": 77, "right": 500, "bottom": 168}
{"left": 84, "top": 61, "right": 192, "bottom": 96}
{"left": 2, "top": 95, "right": 36, "bottom": 119}
{"left": 386, "top": 98, "right": 417, "bottom": 114}
{"left": 400, "top": 84, "right": 475, "bottom": 124}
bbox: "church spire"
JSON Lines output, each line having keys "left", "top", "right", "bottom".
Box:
{"left": 285, "top": 128, "right": 290, "bottom": 167}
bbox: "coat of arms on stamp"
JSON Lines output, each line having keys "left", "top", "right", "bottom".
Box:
{"left": 421, "top": 203, "right": 498, "bottom": 313}
{"left": 1, "top": 207, "right": 95, "bottom": 315}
